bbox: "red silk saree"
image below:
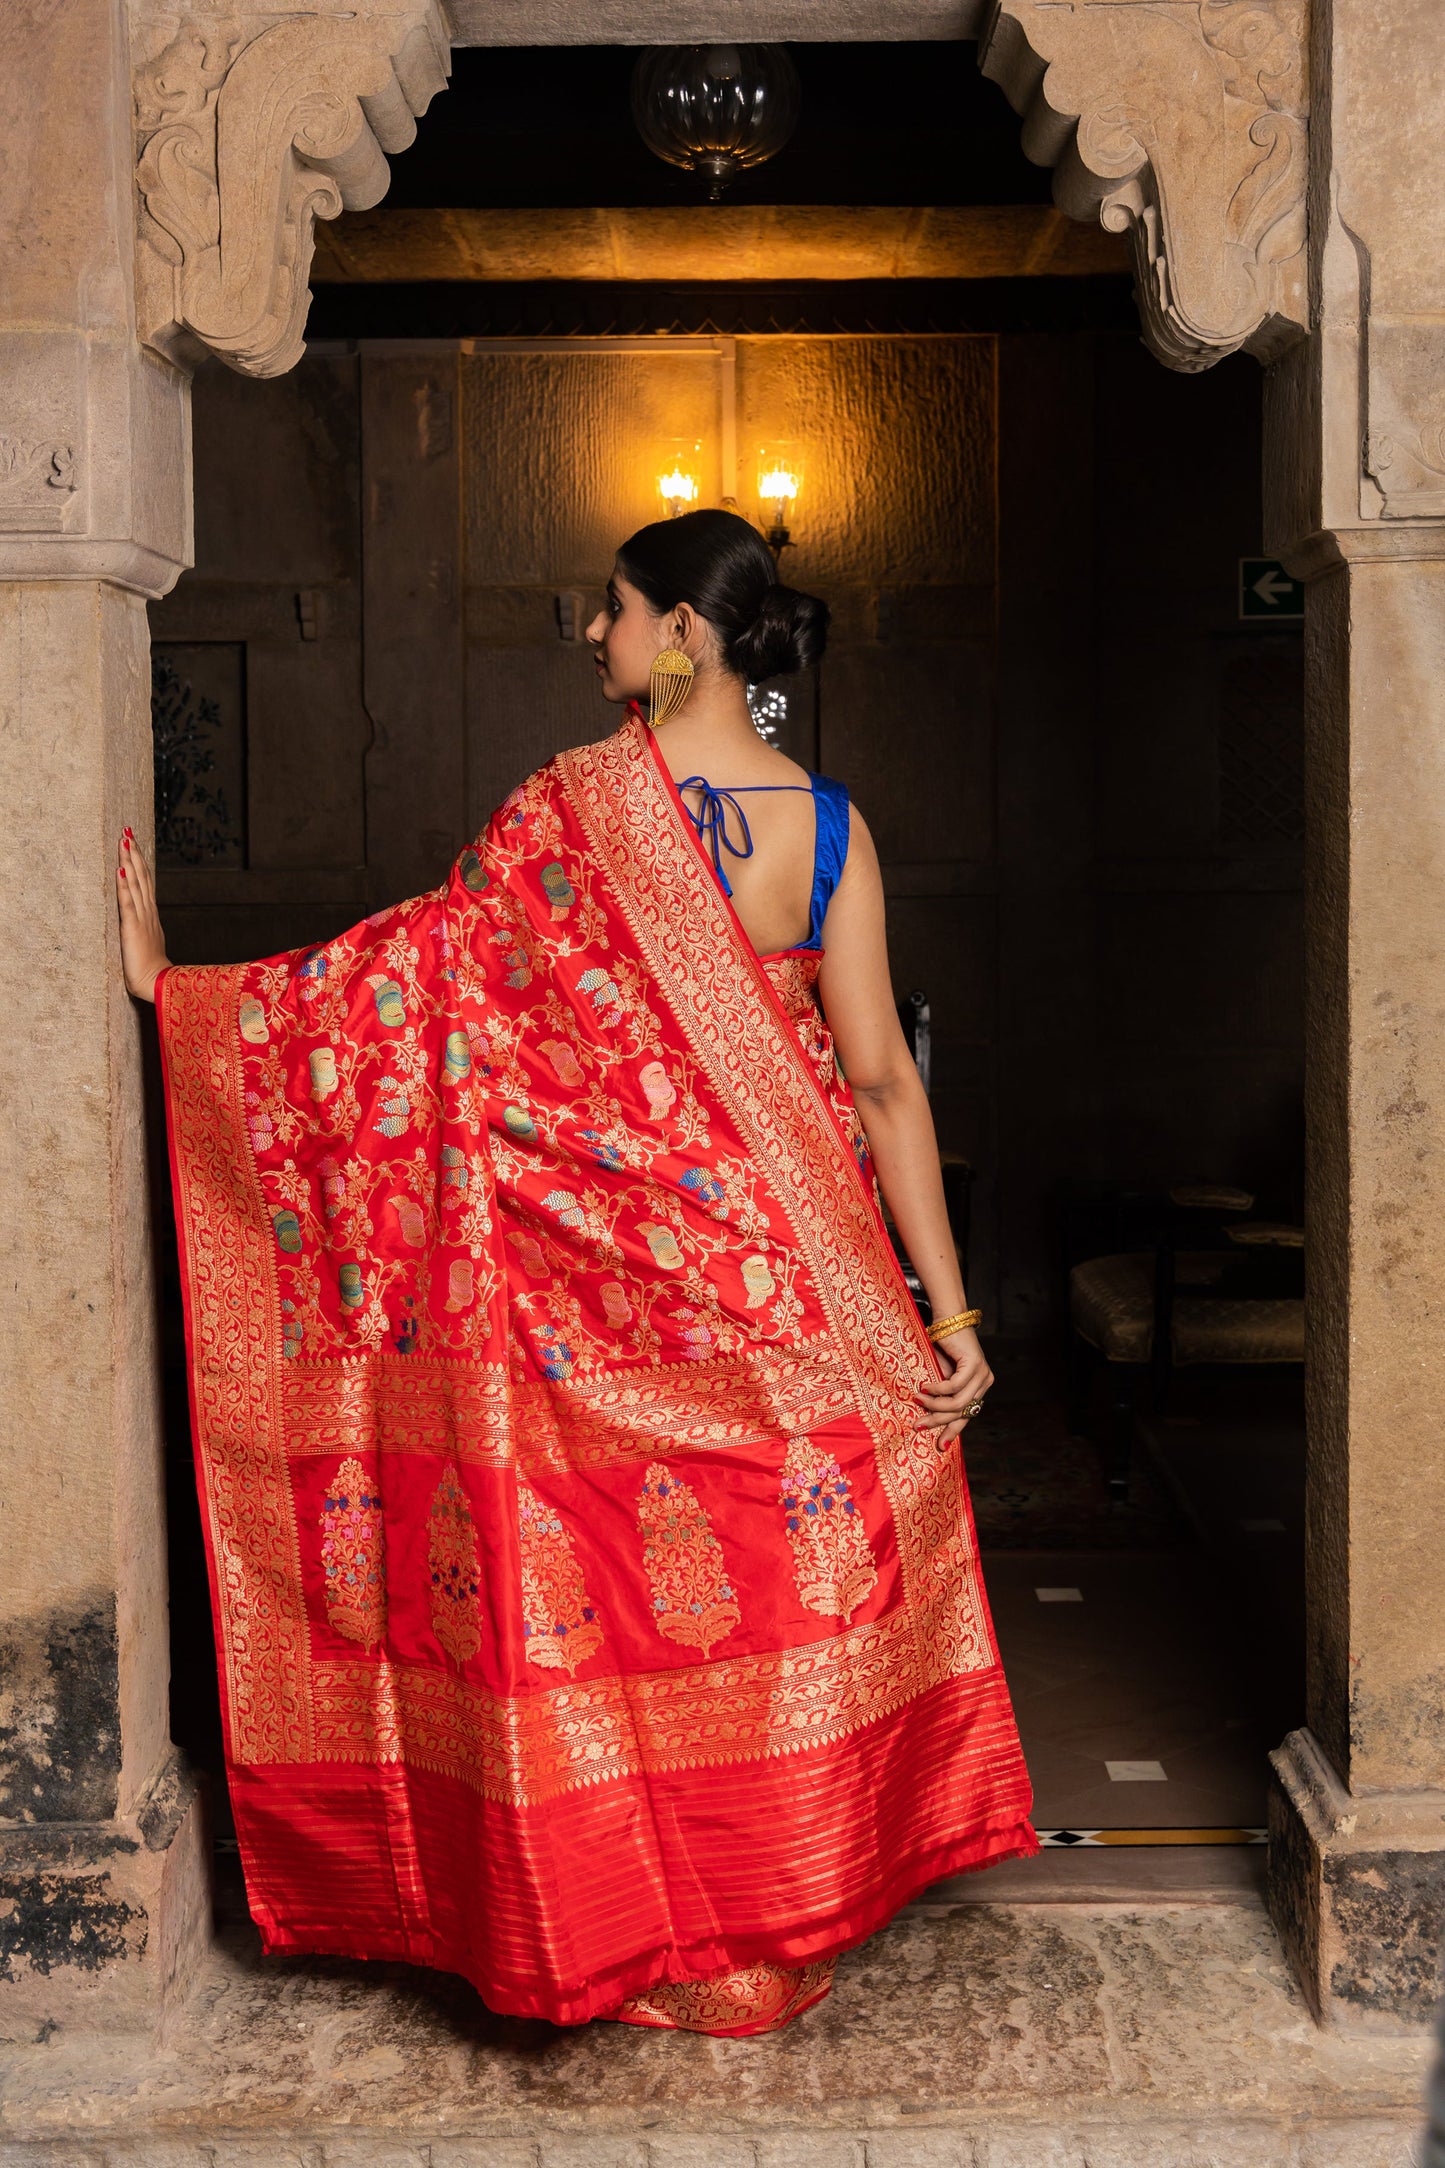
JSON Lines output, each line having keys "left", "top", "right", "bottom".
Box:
{"left": 159, "top": 709, "right": 1035, "bottom": 2032}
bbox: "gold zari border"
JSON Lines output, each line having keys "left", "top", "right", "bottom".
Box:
{"left": 279, "top": 1338, "right": 855, "bottom": 1469}
{"left": 313, "top": 1607, "right": 918, "bottom": 1803}
{"left": 161, "top": 961, "right": 316, "bottom": 1763}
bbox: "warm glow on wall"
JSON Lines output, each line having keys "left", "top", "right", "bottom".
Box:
{"left": 657, "top": 441, "right": 703, "bottom": 517}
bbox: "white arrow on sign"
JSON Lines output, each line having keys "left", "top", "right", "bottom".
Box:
{"left": 1252, "top": 568, "right": 1295, "bottom": 607}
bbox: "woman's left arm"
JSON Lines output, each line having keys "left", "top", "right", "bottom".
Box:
{"left": 816, "top": 810, "right": 992, "bottom": 1445}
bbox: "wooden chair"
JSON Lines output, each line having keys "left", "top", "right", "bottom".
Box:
{"left": 1065, "top": 1181, "right": 1304, "bottom": 1499}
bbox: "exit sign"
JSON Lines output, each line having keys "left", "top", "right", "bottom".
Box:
{"left": 1239, "top": 557, "right": 1304, "bottom": 620}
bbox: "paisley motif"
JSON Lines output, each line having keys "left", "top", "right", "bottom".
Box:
{"left": 517, "top": 1481, "right": 604, "bottom": 1674}
{"left": 427, "top": 1468, "right": 482, "bottom": 1666}
{"left": 319, "top": 1456, "right": 386, "bottom": 1647}
{"left": 637, "top": 1462, "right": 740, "bottom": 1656}
{"left": 779, "top": 1438, "right": 878, "bottom": 1621}
{"left": 390, "top": 1192, "right": 426, "bottom": 1247}
{"left": 577, "top": 965, "right": 623, "bottom": 1023}
{"left": 600, "top": 1280, "right": 633, "bottom": 1327}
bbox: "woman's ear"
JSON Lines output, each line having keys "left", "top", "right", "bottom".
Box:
{"left": 671, "top": 602, "right": 707, "bottom": 661}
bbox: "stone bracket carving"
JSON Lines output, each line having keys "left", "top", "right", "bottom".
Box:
{"left": 980, "top": 1, "right": 1307, "bottom": 373}
{"left": 135, "top": 8, "right": 450, "bottom": 379}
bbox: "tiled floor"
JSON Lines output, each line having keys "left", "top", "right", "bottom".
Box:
{"left": 985, "top": 1547, "right": 1279, "bottom": 1829}
{"left": 943, "top": 1372, "right": 1306, "bottom": 1899}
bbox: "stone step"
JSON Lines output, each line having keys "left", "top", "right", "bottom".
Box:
{"left": 0, "top": 2121, "right": 1424, "bottom": 2166}
{"left": 0, "top": 1899, "right": 1428, "bottom": 2168}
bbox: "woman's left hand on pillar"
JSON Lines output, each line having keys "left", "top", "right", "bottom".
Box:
{"left": 116, "top": 833, "right": 170, "bottom": 1004}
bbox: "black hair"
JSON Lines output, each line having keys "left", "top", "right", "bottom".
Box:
{"left": 616, "top": 507, "right": 829, "bottom": 681}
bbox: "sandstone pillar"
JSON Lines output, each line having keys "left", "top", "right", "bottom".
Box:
{"left": 1265, "top": 0, "right": 1445, "bottom": 2025}
{"left": 0, "top": 0, "right": 205, "bottom": 2031}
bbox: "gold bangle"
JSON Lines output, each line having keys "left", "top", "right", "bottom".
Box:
{"left": 926, "top": 1307, "right": 982, "bottom": 1343}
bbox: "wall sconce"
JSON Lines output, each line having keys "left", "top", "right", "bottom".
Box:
{"left": 657, "top": 440, "right": 703, "bottom": 519}
{"left": 757, "top": 444, "right": 802, "bottom": 562}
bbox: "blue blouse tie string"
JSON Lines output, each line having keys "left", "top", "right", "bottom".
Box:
{"left": 676, "top": 773, "right": 848, "bottom": 951}
{"left": 677, "top": 777, "right": 768, "bottom": 897}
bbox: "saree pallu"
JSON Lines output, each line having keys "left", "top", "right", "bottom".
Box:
{"left": 159, "top": 709, "right": 1035, "bottom": 2030}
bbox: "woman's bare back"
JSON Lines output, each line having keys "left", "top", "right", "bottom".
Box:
{"left": 658, "top": 732, "right": 822, "bottom": 957}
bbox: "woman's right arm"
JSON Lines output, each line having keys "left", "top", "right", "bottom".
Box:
{"left": 116, "top": 833, "right": 170, "bottom": 1003}
{"left": 816, "top": 811, "right": 994, "bottom": 1445}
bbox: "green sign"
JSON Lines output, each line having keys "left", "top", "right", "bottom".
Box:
{"left": 1239, "top": 557, "right": 1304, "bottom": 620}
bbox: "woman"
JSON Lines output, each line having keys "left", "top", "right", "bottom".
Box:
{"left": 119, "top": 508, "right": 1034, "bottom": 2037}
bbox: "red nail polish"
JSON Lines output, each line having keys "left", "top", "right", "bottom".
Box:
{"left": 119, "top": 867, "right": 127, "bottom": 878}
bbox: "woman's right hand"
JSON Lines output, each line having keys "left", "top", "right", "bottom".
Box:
{"left": 117, "top": 831, "right": 170, "bottom": 1004}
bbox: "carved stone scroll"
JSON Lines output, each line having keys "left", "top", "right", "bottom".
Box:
{"left": 135, "top": 9, "right": 450, "bottom": 379}
{"left": 0, "top": 438, "right": 79, "bottom": 534}
{"left": 981, "top": 1, "right": 1307, "bottom": 373}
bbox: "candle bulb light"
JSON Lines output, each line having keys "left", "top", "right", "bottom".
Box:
{"left": 658, "top": 467, "right": 700, "bottom": 517}
{"left": 656, "top": 440, "right": 703, "bottom": 519}
{"left": 756, "top": 445, "right": 802, "bottom": 562}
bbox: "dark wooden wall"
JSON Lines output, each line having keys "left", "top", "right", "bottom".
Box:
{"left": 150, "top": 330, "right": 1302, "bottom": 1375}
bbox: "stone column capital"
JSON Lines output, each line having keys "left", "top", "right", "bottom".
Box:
{"left": 981, "top": 0, "right": 1308, "bottom": 373}
{"left": 1278, "top": 521, "right": 1445, "bottom": 581}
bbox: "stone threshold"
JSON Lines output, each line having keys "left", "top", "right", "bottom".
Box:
{"left": 0, "top": 1898, "right": 1428, "bottom": 2168}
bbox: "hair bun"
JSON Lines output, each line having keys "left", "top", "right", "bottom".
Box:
{"left": 730, "top": 584, "right": 830, "bottom": 682}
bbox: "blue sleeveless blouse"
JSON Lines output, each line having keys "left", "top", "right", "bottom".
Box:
{"left": 677, "top": 771, "right": 852, "bottom": 953}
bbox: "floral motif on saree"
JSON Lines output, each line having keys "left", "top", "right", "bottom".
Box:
{"left": 318, "top": 1457, "right": 386, "bottom": 1647}
{"left": 157, "top": 708, "right": 1035, "bottom": 2030}
{"left": 427, "top": 1468, "right": 481, "bottom": 1667}
{"left": 638, "top": 1462, "right": 741, "bottom": 1655}
{"left": 517, "top": 1480, "right": 604, "bottom": 1675}
{"left": 779, "top": 1437, "right": 878, "bottom": 1621}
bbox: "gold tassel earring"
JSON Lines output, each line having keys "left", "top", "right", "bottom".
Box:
{"left": 648, "top": 647, "right": 695, "bottom": 729}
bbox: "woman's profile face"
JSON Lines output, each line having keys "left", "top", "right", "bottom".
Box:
{"left": 587, "top": 566, "right": 670, "bottom": 704}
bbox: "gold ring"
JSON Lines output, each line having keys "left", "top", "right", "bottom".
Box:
{"left": 964, "top": 1398, "right": 986, "bottom": 1418}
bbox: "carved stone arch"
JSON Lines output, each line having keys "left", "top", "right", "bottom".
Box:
{"left": 132, "top": 2, "right": 1306, "bottom": 382}
{"left": 135, "top": 6, "right": 450, "bottom": 379}
{"left": 979, "top": 0, "right": 1307, "bottom": 372}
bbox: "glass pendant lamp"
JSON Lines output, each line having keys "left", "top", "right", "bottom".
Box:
{"left": 631, "top": 45, "right": 801, "bottom": 202}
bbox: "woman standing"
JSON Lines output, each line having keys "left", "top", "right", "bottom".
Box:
{"left": 119, "top": 508, "right": 1034, "bottom": 2035}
